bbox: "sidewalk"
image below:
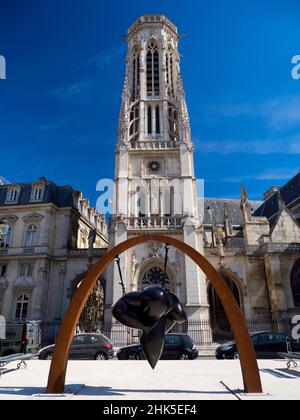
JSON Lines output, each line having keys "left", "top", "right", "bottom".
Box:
{"left": 0, "top": 359, "right": 299, "bottom": 400}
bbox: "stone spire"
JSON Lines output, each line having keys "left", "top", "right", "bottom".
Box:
{"left": 117, "top": 74, "right": 130, "bottom": 145}
{"left": 224, "top": 202, "right": 233, "bottom": 237}
{"left": 277, "top": 189, "right": 285, "bottom": 211}
{"left": 240, "top": 185, "right": 253, "bottom": 223}
{"left": 177, "top": 73, "right": 191, "bottom": 145}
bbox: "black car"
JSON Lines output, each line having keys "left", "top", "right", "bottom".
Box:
{"left": 38, "top": 333, "right": 114, "bottom": 360}
{"left": 216, "top": 331, "right": 300, "bottom": 360}
{"left": 117, "top": 333, "right": 198, "bottom": 361}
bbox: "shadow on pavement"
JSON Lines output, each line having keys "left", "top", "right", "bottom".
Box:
{"left": 260, "top": 369, "right": 299, "bottom": 379}
{"left": 0, "top": 385, "right": 233, "bottom": 398}
{"left": 76, "top": 386, "right": 233, "bottom": 397}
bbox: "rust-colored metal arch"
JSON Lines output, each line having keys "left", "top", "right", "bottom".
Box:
{"left": 47, "top": 235, "right": 262, "bottom": 394}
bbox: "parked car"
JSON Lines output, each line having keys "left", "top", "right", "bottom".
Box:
{"left": 0, "top": 322, "right": 28, "bottom": 356}
{"left": 117, "top": 333, "right": 198, "bottom": 361}
{"left": 216, "top": 331, "right": 300, "bottom": 360}
{"left": 38, "top": 333, "right": 114, "bottom": 360}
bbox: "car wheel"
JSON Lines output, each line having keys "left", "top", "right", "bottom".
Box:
{"left": 44, "top": 352, "right": 53, "bottom": 360}
{"left": 233, "top": 352, "right": 239, "bottom": 360}
{"left": 179, "top": 352, "right": 191, "bottom": 360}
{"left": 95, "top": 352, "right": 108, "bottom": 361}
{"left": 128, "top": 352, "right": 140, "bottom": 360}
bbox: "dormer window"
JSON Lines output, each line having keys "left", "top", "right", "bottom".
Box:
{"left": 30, "top": 183, "right": 44, "bottom": 202}
{"left": 33, "top": 188, "right": 42, "bottom": 201}
{"left": 6, "top": 187, "right": 20, "bottom": 204}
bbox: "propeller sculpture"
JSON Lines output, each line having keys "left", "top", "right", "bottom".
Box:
{"left": 112, "top": 245, "right": 187, "bottom": 369}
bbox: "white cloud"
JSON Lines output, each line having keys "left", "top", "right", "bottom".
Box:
{"left": 88, "top": 45, "right": 124, "bottom": 69}
{"left": 209, "top": 96, "right": 300, "bottom": 131}
{"left": 222, "top": 168, "right": 299, "bottom": 183}
{"left": 198, "top": 135, "right": 300, "bottom": 155}
{"left": 50, "top": 80, "right": 89, "bottom": 99}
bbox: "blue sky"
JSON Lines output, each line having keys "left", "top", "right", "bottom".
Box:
{"left": 1, "top": 0, "right": 300, "bottom": 205}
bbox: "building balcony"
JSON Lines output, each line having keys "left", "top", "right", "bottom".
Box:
{"left": 260, "top": 243, "right": 300, "bottom": 254}
{"left": 68, "top": 248, "right": 107, "bottom": 258}
{"left": 123, "top": 216, "right": 185, "bottom": 230}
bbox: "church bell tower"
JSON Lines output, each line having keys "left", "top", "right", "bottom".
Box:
{"left": 105, "top": 15, "right": 209, "bottom": 327}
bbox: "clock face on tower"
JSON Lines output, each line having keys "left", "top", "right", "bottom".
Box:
{"left": 147, "top": 160, "right": 161, "bottom": 174}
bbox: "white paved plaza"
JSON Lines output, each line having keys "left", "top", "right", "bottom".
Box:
{"left": 0, "top": 359, "right": 299, "bottom": 400}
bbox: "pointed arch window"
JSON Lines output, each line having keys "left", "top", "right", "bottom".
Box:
{"left": 291, "top": 259, "right": 300, "bottom": 307}
{"left": 132, "top": 48, "right": 140, "bottom": 102}
{"left": 166, "top": 46, "right": 175, "bottom": 99}
{"left": 147, "top": 105, "right": 152, "bottom": 135}
{"left": 147, "top": 41, "right": 160, "bottom": 97}
{"left": 155, "top": 106, "right": 160, "bottom": 134}
{"left": 24, "top": 224, "right": 38, "bottom": 247}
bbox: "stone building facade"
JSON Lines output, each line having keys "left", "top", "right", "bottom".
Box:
{"left": 105, "top": 15, "right": 300, "bottom": 332}
{"left": 203, "top": 177, "right": 300, "bottom": 329}
{"left": 1, "top": 15, "right": 299, "bottom": 337}
{"left": 0, "top": 177, "right": 108, "bottom": 322}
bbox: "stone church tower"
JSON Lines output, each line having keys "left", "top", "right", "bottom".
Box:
{"left": 104, "top": 15, "right": 209, "bottom": 326}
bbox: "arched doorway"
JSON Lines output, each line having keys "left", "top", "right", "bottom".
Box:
{"left": 291, "top": 259, "right": 300, "bottom": 307}
{"left": 208, "top": 276, "right": 242, "bottom": 342}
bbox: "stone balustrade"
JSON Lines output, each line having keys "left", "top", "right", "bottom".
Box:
{"left": 123, "top": 216, "right": 185, "bottom": 230}
{"left": 129, "top": 140, "right": 179, "bottom": 151}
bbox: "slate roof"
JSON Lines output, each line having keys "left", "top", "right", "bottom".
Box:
{"left": 254, "top": 172, "right": 300, "bottom": 221}
{"left": 200, "top": 198, "right": 262, "bottom": 226}
{"left": 0, "top": 179, "right": 77, "bottom": 208}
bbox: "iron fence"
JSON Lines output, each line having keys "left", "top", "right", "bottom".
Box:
{"left": 39, "top": 318, "right": 295, "bottom": 348}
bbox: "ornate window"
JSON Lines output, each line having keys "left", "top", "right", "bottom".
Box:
{"left": 0, "top": 220, "right": 11, "bottom": 248}
{"left": 15, "top": 294, "right": 29, "bottom": 321}
{"left": 146, "top": 41, "right": 160, "bottom": 97}
{"left": 131, "top": 48, "right": 140, "bottom": 102}
{"left": 24, "top": 224, "right": 38, "bottom": 247}
{"left": 291, "top": 259, "right": 300, "bottom": 307}
{"left": 141, "top": 267, "right": 170, "bottom": 289}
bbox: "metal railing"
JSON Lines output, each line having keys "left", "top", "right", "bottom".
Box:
{"left": 39, "top": 318, "right": 295, "bottom": 348}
